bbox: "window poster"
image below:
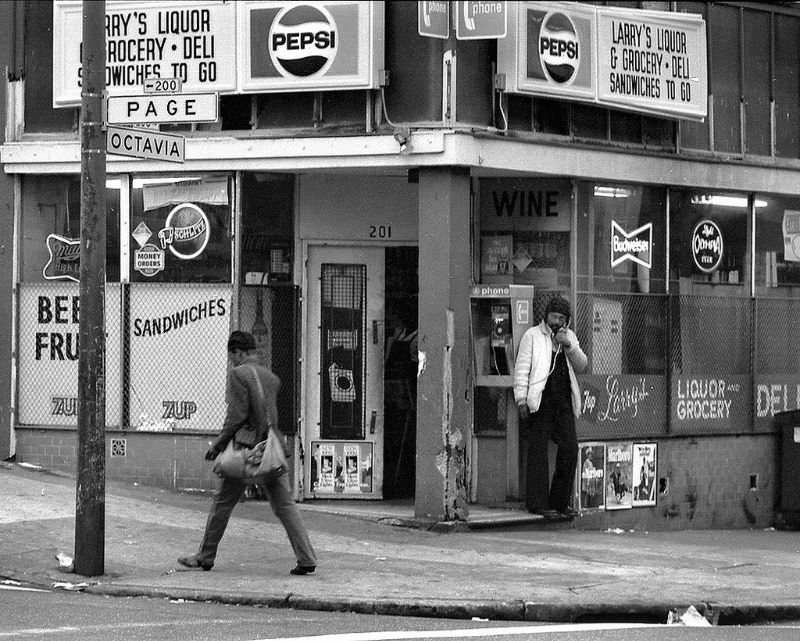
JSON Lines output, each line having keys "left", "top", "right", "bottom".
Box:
{"left": 310, "top": 441, "right": 373, "bottom": 495}
{"left": 481, "top": 235, "right": 513, "bottom": 282}
{"left": 632, "top": 442, "right": 657, "bottom": 507}
{"left": 579, "top": 442, "right": 606, "bottom": 510}
{"left": 605, "top": 441, "right": 633, "bottom": 510}
{"left": 17, "top": 282, "right": 121, "bottom": 426}
{"left": 128, "top": 283, "right": 231, "bottom": 431}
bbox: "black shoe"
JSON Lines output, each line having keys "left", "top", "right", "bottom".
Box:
{"left": 559, "top": 507, "right": 579, "bottom": 519}
{"left": 290, "top": 564, "right": 316, "bottom": 575}
{"left": 529, "top": 508, "right": 560, "bottom": 518}
{"left": 177, "top": 555, "right": 213, "bottom": 571}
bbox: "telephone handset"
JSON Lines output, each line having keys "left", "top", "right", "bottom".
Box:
{"left": 490, "top": 304, "right": 512, "bottom": 375}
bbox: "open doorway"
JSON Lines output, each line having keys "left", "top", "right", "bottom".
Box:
{"left": 383, "top": 247, "right": 418, "bottom": 499}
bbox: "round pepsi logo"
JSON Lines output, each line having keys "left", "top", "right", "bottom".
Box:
{"left": 539, "top": 12, "right": 580, "bottom": 84}
{"left": 269, "top": 4, "right": 338, "bottom": 78}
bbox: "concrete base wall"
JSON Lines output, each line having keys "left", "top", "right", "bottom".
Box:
{"left": 573, "top": 434, "right": 778, "bottom": 531}
{"left": 14, "top": 428, "right": 779, "bottom": 530}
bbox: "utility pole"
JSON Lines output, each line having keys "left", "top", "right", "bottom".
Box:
{"left": 74, "top": 0, "right": 106, "bottom": 577}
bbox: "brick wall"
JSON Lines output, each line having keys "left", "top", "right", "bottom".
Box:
{"left": 15, "top": 428, "right": 218, "bottom": 492}
{"left": 575, "top": 435, "right": 779, "bottom": 530}
{"left": 14, "top": 427, "right": 780, "bottom": 530}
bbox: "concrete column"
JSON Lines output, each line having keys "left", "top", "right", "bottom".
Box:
{"left": 414, "top": 168, "right": 472, "bottom": 522}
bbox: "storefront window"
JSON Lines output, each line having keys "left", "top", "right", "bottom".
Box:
{"left": 130, "top": 175, "right": 231, "bottom": 283}
{"left": 754, "top": 195, "right": 800, "bottom": 295}
{"left": 669, "top": 190, "right": 750, "bottom": 291}
{"left": 20, "top": 175, "right": 121, "bottom": 282}
{"left": 753, "top": 195, "right": 800, "bottom": 377}
{"left": 577, "top": 183, "right": 666, "bottom": 294}
{"left": 668, "top": 189, "right": 752, "bottom": 376}
{"left": 18, "top": 175, "right": 122, "bottom": 427}
{"left": 478, "top": 178, "right": 571, "bottom": 298}
{"left": 576, "top": 182, "right": 667, "bottom": 378}
{"left": 240, "top": 173, "right": 294, "bottom": 285}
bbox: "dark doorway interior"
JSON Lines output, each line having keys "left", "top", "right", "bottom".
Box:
{"left": 383, "top": 247, "right": 418, "bottom": 499}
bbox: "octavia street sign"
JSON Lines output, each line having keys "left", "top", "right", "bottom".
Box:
{"left": 106, "top": 126, "right": 185, "bottom": 163}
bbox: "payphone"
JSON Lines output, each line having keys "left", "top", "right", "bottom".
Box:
{"left": 469, "top": 285, "right": 535, "bottom": 504}
{"left": 470, "top": 285, "right": 535, "bottom": 386}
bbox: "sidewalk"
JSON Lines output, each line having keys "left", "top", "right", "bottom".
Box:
{"left": 2, "top": 461, "right": 800, "bottom": 625}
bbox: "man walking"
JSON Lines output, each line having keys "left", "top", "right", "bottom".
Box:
{"left": 178, "top": 331, "right": 317, "bottom": 575}
{"left": 514, "top": 296, "right": 587, "bottom": 519}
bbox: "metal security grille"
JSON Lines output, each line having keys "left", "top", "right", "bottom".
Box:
{"left": 755, "top": 297, "right": 800, "bottom": 376}
{"left": 669, "top": 294, "right": 752, "bottom": 375}
{"left": 319, "top": 264, "right": 366, "bottom": 440}
{"left": 575, "top": 293, "right": 667, "bottom": 376}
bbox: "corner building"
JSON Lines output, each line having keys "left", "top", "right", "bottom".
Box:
{"left": 1, "top": 1, "right": 799, "bottom": 530}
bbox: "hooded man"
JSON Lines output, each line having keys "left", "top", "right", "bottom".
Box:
{"left": 514, "top": 295, "right": 587, "bottom": 518}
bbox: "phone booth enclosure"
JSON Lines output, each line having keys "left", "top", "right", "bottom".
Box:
{"left": 469, "top": 285, "right": 534, "bottom": 503}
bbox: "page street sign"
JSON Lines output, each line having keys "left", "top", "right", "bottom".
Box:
{"left": 106, "top": 93, "right": 218, "bottom": 125}
{"left": 106, "top": 126, "right": 185, "bottom": 163}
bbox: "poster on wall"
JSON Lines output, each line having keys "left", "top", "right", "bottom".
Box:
{"left": 605, "top": 441, "right": 633, "bottom": 510}
{"left": 310, "top": 441, "right": 373, "bottom": 495}
{"left": 52, "top": 0, "right": 237, "bottom": 107}
{"left": 632, "top": 442, "right": 657, "bottom": 507}
{"left": 17, "top": 282, "right": 122, "bottom": 426}
{"left": 128, "top": 283, "right": 231, "bottom": 431}
{"left": 481, "top": 235, "right": 513, "bottom": 282}
{"left": 578, "top": 442, "right": 605, "bottom": 510}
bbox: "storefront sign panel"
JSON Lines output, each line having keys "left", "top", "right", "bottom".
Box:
{"left": 498, "top": 2, "right": 707, "bottom": 120}
{"left": 17, "top": 282, "right": 122, "bottom": 426}
{"left": 754, "top": 376, "right": 800, "bottom": 431}
{"left": 577, "top": 375, "right": 666, "bottom": 438}
{"left": 238, "top": 1, "right": 384, "bottom": 93}
{"left": 670, "top": 375, "right": 751, "bottom": 434}
{"left": 129, "top": 284, "right": 231, "bottom": 432}
{"left": 479, "top": 178, "right": 571, "bottom": 232}
{"left": 596, "top": 6, "right": 707, "bottom": 120}
{"left": 610, "top": 221, "right": 652, "bottom": 269}
{"left": 53, "top": 1, "right": 237, "bottom": 108}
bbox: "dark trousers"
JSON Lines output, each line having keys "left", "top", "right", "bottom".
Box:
{"left": 524, "top": 402, "right": 578, "bottom": 512}
{"left": 197, "top": 472, "right": 317, "bottom": 568}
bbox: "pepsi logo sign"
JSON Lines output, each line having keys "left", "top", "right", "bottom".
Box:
{"left": 539, "top": 12, "right": 580, "bottom": 84}
{"left": 269, "top": 4, "right": 338, "bottom": 78}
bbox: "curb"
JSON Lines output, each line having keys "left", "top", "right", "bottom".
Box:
{"left": 81, "top": 582, "right": 800, "bottom": 625}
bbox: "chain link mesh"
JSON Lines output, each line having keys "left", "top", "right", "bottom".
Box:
{"left": 18, "top": 282, "right": 300, "bottom": 435}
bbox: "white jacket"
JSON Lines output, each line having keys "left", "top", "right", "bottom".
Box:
{"left": 513, "top": 321, "right": 587, "bottom": 417}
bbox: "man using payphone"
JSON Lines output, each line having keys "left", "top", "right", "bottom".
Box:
{"left": 513, "top": 295, "right": 587, "bottom": 519}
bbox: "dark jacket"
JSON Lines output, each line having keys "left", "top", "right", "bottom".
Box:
{"left": 213, "top": 354, "right": 281, "bottom": 451}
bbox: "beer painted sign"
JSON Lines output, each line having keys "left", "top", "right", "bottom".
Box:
{"left": 17, "top": 282, "right": 122, "bottom": 426}
{"left": 498, "top": 2, "right": 707, "bottom": 120}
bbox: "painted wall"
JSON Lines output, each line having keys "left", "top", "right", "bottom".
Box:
{"left": 298, "top": 175, "right": 418, "bottom": 242}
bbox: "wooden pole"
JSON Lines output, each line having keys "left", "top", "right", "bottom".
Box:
{"left": 74, "top": 0, "right": 106, "bottom": 577}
